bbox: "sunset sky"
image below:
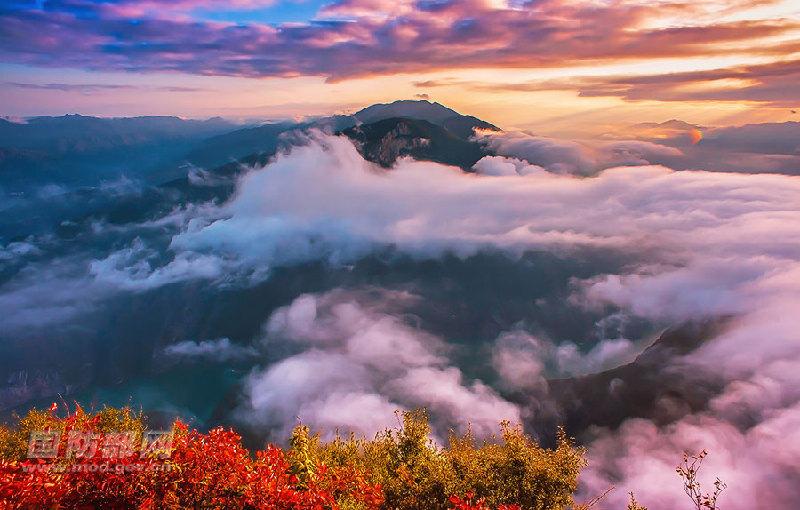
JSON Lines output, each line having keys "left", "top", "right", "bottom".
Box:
{"left": 1, "top": 0, "right": 799, "bottom": 134}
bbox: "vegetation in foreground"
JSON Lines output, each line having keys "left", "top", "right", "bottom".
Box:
{"left": 0, "top": 405, "right": 723, "bottom": 509}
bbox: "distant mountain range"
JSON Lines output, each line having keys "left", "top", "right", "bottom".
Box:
{"left": 0, "top": 114, "right": 235, "bottom": 153}
{"left": 0, "top": 100, "right": 499, "bottom": 191}
{"left": 185, "top": 100, "right": 498, "bottom": 170}
{"left": 0, "top": 115, "right": 239, "bottom": 188}
{"left": 0, "top": 100, "right": 501, "bottom": 239}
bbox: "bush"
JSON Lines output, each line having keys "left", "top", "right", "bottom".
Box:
{"left": 0, "top": 403, "right": 145, "bottom": 461}
{"left": 304, "top": 409, "right": 585, "bottom": 510}
{"left": 0, "top": 404, "right": 383, "bottom": 510}
{"left": 0, "top": 405, "right": 584, "bottom": 509}
{"left": 0, "top": 404, "right": 726, "bottom": 510}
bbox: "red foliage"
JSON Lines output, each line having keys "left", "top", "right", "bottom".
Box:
{"left": 1, "top": 407, "right": 534, "bottom": 509}
{"left": 0, "top": 413, "right": 384, "bottom": 510}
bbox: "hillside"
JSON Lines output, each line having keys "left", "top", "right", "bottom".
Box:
{"left": 353, "top": 99, "right": 499, "bottom": 138}
{"left": 341, "top": 117, "right": 490, "bottom": 169}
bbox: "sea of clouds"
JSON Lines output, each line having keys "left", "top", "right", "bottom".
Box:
{"left": 1, "top": 131, "right": 799, "bottom": 508}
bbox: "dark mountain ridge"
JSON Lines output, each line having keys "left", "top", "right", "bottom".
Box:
{"left": 354, "top": 99, "right": 498, "bottom": 138}
{"left": 183, "top": 99, "right": 499, "bottom": 170}
{"left": 0, "top": 115, "right": 242, "bottom": 189}
{"left": 0, "top": 100, "right": 499, "bottom": 191}
{"left": 342, "top": 117, "right": 490, "bottom": 169}
{"left": 0, "top": 115, "right": 237, "bottom": 153}
{"left": 543, "top": 318, "right": 730, "bottom": 441}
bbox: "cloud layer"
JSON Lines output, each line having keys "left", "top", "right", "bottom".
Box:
{"left": 132, "top": 132, "right": 796, "bottom": 278}
{"left": 442, "top": 57, "right": 800, "bottom": 109}
{"left": 238, "top": 289, "right": 521, "bottom": 440}
{"left": 174, "top": 134, "right": 797, "bottom": 508}
{"left": 1, "top": 130, "right": 799, "bottom": 507}
{"left": 1, "top": 0, "right": 797, "bottom": 84}
{"left": 475, "top": 122, "right": 800, "bottom": 176}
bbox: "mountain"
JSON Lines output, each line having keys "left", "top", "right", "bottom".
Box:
{"left": 183, "top": 121, "right": 299, "bottom": 170}
{"left": 165, "top": 101, "right": 501, "bottom": 199}
{"left": 354, "top": 99, "right": 498, "bottom": 138}
{"left": 544, "top": 319, "right": 728, "bottom": 440}
{"left": 702, "top": 121, "right": 800, "bottom": 154}
{"left": 184, "top": 100, "right": 498, "bottom": 171}
{"left": 0, "top": 115, "right": 241, "bottom": 188}
{"left": 0, "top": 101, "right": 504, "bottom": 242}
{"left": 0, "top": 101, "right": 500, "bottom": 196}
{"left": 0, "top": 115, "right": 236, "bottom": 154}
{"left": 341, "top": 117, "right": 490, "bottom": 169}
{"left": 632, "top": 119, "right": 704, "bottom": 132}
{"left": 355, "top": 100, "right": 463, "bottom": 124}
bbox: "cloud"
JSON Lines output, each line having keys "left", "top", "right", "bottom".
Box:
{"left": 187, "top": 167, "right": 233, "bottom": 187}
{"left": 576, "top": 58, "right": 800, "bottom": 108}
{"left": 604, "top": 119, "right": 706, "bottom": 144}
{"left": 3, "top": 82, "right": 136, "bottom": 92}
{"left": 472, "top": 155, "right": 548, "bottom": 177}
{"left": 129, "top": 131, "right": 646, "bottom": 283}
{"left": 492, "top": 330, "right": 640, "bottom": 393}
{"left": 702, "top": 121, "right": 800, "bottom": 156}
{"left": 82, "top": 131, "right": 789, "bottom": 292}
{"left": 0, "top": 261, "right": 99, "bottom": 335}
{"left": 480, "top": 124, "right": 800, "bottom": 176}
{"left": 0, "top": 239, "right": 40, "bottom": 262}
{"left": 90, "top": 238, "right": 224, "bottom": 291}
{"left": 2, "top": 82, "right": 206, "bottom": 94}
{"left": 597, "top": 119, "right": 800, "bottom": 176}
{"left": 162, "top": 337, "right": 257, "bottom": 362}
{"left": 476, "top": 130, "right": 683, "bottom": 175}
{"left": 570, "top": 211, "right": 800, "bottom": 507}
{"left": 237, "top": 289, "right": 521, "bottom": 440}
{"left": 0, "top": 0, "right": 796, "bottom": 82}
{"left": 83, "top": 0, "right": 279, "bottom": 19}
{"left": 172, "top": 133, "right": 800, "bottom": 506}
{"left": 2, "top": 128, "right": 799, "bottom": 506}
{"left": 454, "top": 57, "right": 800, "bottom": 109}
{"left": 578, "top": 409, "right": 800, "bottom": 508}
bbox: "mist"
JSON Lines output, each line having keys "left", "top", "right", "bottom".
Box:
{"left": 1, "top": 130, "right": 799, "bottom": 508}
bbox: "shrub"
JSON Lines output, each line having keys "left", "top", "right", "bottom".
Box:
{"left": 626, "top": 492, "right": 648, "bottom": 510}
{"left": 676, "top": 450, "right": 726, "bottom": 510}
{"left": 0, "top": 404, "right": 383, "bottom": 510}
{"left": 0, "top": 404, "right": 728, "bottom": 510}
{"left": 0, "top": 403, "right": 145, "bottom": 461}
{"left": 306, "top": 409, "right": 585, "bottom": 510}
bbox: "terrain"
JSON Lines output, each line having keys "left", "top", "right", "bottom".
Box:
{"left": 1, "top": 100, "right": 799, "bottom": 508}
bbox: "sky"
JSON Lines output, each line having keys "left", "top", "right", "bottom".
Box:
{"left": 1, "top": 0, "right": 799, "bottom": 133}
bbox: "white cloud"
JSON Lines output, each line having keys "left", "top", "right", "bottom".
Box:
{"left": 491, "top": 330, "right": 641, "bottom": 392}
{"left": 89, "top": 238, "right": 223, "bottom": 291}
{"left": 6, "top": 131, "right": 798, "bottom": 506}
{"left": 176, "top": 134, "right": 797, "bottom": 506}
{"left": 133, "top": 133, "right": 786, "bottom": 291}
{"left": 476, "top": 130, "right": 683, "bottom": 175}
{"left": 238, "top": 290, "right": 521, "bottom": 440}
{"left": 162, "top": 338, "right": 257, "bottom": 362}
{"left": 472, "top": 155, "right": 548, "bottom": 177}
{"left": 0, "top": 240, "right": 40, "bottom": 262}
{"left": 84, "top": 133, "right": 795, "bottom": 296}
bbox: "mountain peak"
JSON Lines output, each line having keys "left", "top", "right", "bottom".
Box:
{"left": 352, "top": 100, "right": 499, "bottom": 139}
{"left": 354, "top": 99, "right": 461, "bottom": 125}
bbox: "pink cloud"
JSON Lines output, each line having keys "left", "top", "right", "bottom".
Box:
{"left": 1, "top": 0, "right": 796, "bottom": 84}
